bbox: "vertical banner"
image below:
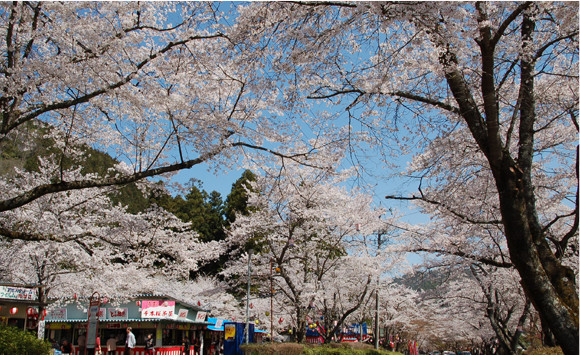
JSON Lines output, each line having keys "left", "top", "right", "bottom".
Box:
{"left": 86, "top": 292, "right": 101, "bottom": 350}
{"left": 37, "top": 320, "right": 45, "bottom": 339}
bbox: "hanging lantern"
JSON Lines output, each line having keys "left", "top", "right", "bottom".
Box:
{"left": 10, "top": 307, "right": 18, "bottom": 315}
{"left": 102, "top": 297, "right": 108, "bottom": 304}
{"left": 249, "top": 303, "right": 254, "bottom": 309}
{"left": 197, "top": 300, "right": 201, "bottom": 306}
{"left": 73, "top": 293, "right": 78, "bottom": 300}
{"left": 27, "top": 307, "right": 36, "bottom": 316}
{"left": 255, "top": 320, "right": 260, "bottom": 325}
{"left": 265, "top": 311, "right": 270, "bottom": 316}
{"left": 278, "top": 317, "right": 284, "bottom": 324}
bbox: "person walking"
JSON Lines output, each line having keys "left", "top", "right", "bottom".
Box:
{"left": 106, "top": 335, "right": 117, "bottom": 355}
{"left": 125, "top": 327, "right": 136, "bottom": 355}
{"left": 181, "top": 336, "right": 191, "bottom": 355}
{"left": 145, "top": 333, "right": 155, "bottom": 355}
{"left": 61, "top": 339, "right": 74, "bottom": 355}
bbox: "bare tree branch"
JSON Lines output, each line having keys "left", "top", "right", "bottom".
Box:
{"left": 385, "top": 194, "right": 502, "bottom": 225}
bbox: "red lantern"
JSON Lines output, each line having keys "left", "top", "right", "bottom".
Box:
{"left": 197, "top": 300, "right": 201, "bottom": 306}
{"left": 10, "top": 307, "right": 18, "bottom": 315}
{"left": 27, "top": 307, "right": 36, "bottom": 316}
{"left": 249, "top": 303, "right": 254, "bottom": 309}
{"left": 278, "top": 317, "right": 284, "bottom": 324}
{"left": 136, "top": 301, "right": 141, "bottom": 306}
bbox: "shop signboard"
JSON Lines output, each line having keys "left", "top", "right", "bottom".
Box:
{"left": 48, "top": 308, "right": 67, "bottom": 320}
{"left": 195, "top": 311, "right": 207, "bottom": 322}
{"left": 0, "top": 286, "right": 37, "bottom": 300}
{"left": 177, "top": 309, "right": 188, "bottom": 319}
{"left": 96, "top": 309, "right": 105, "bottom": 319}
{"left": 46, "top": 322, "right": 71, "bottom": 329}
{"left": 107, "top": 308, "right": 128, "bottom": 320}
{"left": 224, "top": 323, "right": 236, "bottom": 340}
{"left": 102, "top": 323, "right": 124, "bottom": 329}
{"left": 215, "top": 318, "right": 224, "bottom": 329}
{"left": 141, "top": 300, "right": 175, "bottom": 319}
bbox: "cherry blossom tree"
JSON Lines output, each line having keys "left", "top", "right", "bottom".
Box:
{"left": 469, "top": 265, "right": 531, "bottom": 354}
{"left": 233, "top": 2, "right": 578, "bottom": 353}
{"left": 0, "top": 1, "right": 338, "bottom": 243}
{"left": 149, "top": 275, "right": 245, "bottom": 322}
{"left": 222, "top": 164, "right": 390, "bottom": 343}
{"left": 0, "top": 163, "right": 223, "bottom": 308}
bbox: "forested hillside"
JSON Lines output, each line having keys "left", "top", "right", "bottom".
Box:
{"left": 0, "top": 122, "right": 254, "bottom": 278}
{"left": 0, "top": 122, "right": 149, "bottom": 213}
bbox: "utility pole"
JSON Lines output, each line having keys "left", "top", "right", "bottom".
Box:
{"left": 246, "top": 249, "right": 253, "bottom": 345}
{"left": 375, "top": 230, "right": 382, "bottom": 350}
{"left": 270, "top": 258, "right": 274, "bottom": 343}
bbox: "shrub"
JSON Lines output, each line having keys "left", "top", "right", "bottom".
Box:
{"left": 0, "top": 325, "right": 51, "bottom": 355}
{"left": 242, "top": 342, "right": 401, "bottom": 355}
{"left": 242, "top": 342, "right": 305, "bottom": 355}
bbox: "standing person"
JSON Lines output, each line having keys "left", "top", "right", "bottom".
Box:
{"left": 61, "top": 339, "right": 74, "bottom": 355}
{"left": 125, "top": 327, "right": 136, "bottom": 355}
{"left": 95, "top": 335, "right": 102, "bottom": 355}
{"left": 145, "top": 333, "right": 155, "bottom": 355}
{"left": 181, "top": 336, "right": 191, "bottom": 355}
{"left": 193, "top": 337, "right": 200, "bottom": 355}
{"left": 106, "top": 335, "right": 117, "bottom": 355}
{"left": 78, "top": 332, "right": 86, "bottom": 355}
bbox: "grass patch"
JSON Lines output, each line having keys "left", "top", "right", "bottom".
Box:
{"left": 523, "top": 347, "right": 563, "bottom": 355}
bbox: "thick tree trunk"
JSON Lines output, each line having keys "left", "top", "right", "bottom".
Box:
{"left": 295, "top": 307, "right": 306, "bottom": 343}
{"left": 439, "top": 8, "right": 579, "bottom": 353}
{"left": 495, "top": 165, "right": 578, "bottom": 355}
{"left": 540, "top": 315, "right": 557, "bottom": 348}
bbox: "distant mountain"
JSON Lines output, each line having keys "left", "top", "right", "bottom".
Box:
{"left": 395, "top": 266, "right": 471, "bottom": 292}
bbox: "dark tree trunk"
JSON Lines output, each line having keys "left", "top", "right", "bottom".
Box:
{"left": 437, "top": 6, "right": 579, "bottom": 354}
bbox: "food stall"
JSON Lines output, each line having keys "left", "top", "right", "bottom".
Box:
{"left": 0, "top": 284, "right": 42, "bottom": 331}
{"left": 43, "top": 294, "right": 211, "bottom": 355}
